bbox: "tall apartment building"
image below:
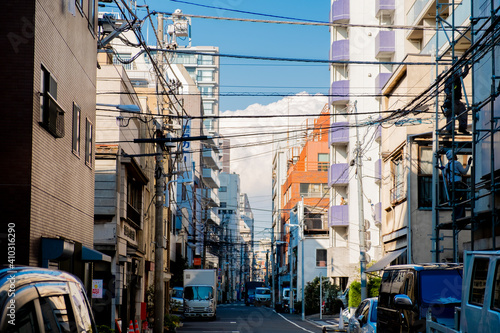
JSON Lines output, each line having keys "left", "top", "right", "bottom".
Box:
{"left": 275, "top": 105, "right": 331, "bottom": 299}
{"left": 328, "top": 0, "right": 391, "bottom": 286}
{"left": 0, "top": 0, "right": 106, "bottom": 284}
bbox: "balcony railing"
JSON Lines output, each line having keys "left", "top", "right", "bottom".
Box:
{"left": 330, "top": 0, "right": 350, "bottom": 23}
{"left": 390, "top": 182, "right": 406, "bottom": 204}
{"left": 329, "top": 163, "right": 349, "bottom": 186}
{"left": 202, "top": 168, "right": 220, "bottom": 188}
{"left": 329, "top": 122, "right": 349, "bottom": 145}
{"left": 330, "top": 39, "right": 349, "bottom": 62}
{"left": 375, "top": 30, "right": 395, "bottom": 58}
{"left": 329, "top": 80, "right": 350, "bottom": 104}
{"left": 329, "top": 205, "right": 349, "bottom": 227}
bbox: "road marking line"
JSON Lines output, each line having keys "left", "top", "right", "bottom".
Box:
{"left": 275, "top": 312, "right": 316, "bottom": 333}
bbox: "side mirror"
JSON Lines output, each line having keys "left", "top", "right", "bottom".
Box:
{"left": 394, "top": 294, "right": 413, "bottom": 310}
{"left": 358, "top": 314, "right": 365, "bottom": 325}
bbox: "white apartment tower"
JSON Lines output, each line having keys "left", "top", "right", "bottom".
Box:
{"left": 328, "top": 0, "right": 399, "bottom": 286}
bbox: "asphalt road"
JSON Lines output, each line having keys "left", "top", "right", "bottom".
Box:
{"left": 177, "top": 303, "right": 324, "bottom": 333}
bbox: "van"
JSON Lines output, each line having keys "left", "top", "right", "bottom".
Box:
{"left": 377, "top": 263, "right": 462, "bottom": 333}
{"left": 0, "top": 266, "right": 97, "bottom": 333}
{"left": 170, "top": 286, "right": 184, "bottom": 313}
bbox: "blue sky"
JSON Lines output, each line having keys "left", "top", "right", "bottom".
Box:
{"left": 141, "top": 0, "right": 331, "bottom": 111}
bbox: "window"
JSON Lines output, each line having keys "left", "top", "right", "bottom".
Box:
{"left": 127, "top": 177, "right": 142, "bottom": 225}
{"left": 200, "top": 86, "right": 213, "bottom": 97}
{"left": 6, "top": 301, "right": 39, "bottom": 333}
{"left": 220, "top": 202, "right": 227, "bottom": 208}
{"left": 197, "top": 70, "right": 214, "bottom": 82}
{"left": 85, "top": 119, "right": 93, "bottom": 168}
{"left": 40, "top": 65, "right": 65, "bottom": 138}
{"left": 470, "top": 258, "right": 489, "bottom": 306}
{"left": 418, "top": 147, "right": 447, "bottom": 208}
{"left": 203, "top": 102, "right": 214, "bottom": 115}
{"left": 72, "top": 103, "right": 80, "bottom": 155}
{"left": 318, "top": 153, "right": 329, "bottom": 171}
{"left": 88, "top": 0, "right": 96, "bottom": 33}
{"left": 492, "top": 261, "right": 500, "bottom": 311}
{"left": 300, "top": 183, "right": 328, "bottom": 197}
{"left": 198, "top": 54, "right": 213, "bottom": 65}
{"left": 113, "top": 53, "right": 132, "bottom": 70}
{"left": 219, "top": 186, "right": 227, "bottom": 192}
{"left": 316, "top": 249, "right": 327, "bottom": 267}
{"left": 76, "top": 0, "right": 83, "bottom": 14}
{"left": 40, "top": 295, "right": 77, "bottom": 333}
{"left": 68, "top": 282, "right": 95, "bottom": 333}
{"left": 390, "top": 155, "right": 405, "bottom": 204}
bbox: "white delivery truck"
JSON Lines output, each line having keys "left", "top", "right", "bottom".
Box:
{"left": 183, "top": 269, "right": 217, "bottom": 320}
{"left": 426, "top": 250, "right": 500, "bottom": 333}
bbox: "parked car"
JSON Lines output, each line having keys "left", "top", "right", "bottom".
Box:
{"left": 377, "top": 263, "right": 463, "bottom": 333}
{"left": 170, "top": 286, "right": 184, "bottom": 313}
{"left": 254, "top": 287, "right": 271, "bottom": 306}
{"left": 346, "top": 297, "right": 378, "bottom": 333}
{"left": 0, "top": 266, "right": 97, "bottom": 333}
{"left": 282, "top": 287, "right": 297, "bottom": 311}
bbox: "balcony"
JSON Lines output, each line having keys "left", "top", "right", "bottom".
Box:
{"left": 376, "top": 73, "right": 392, "bottom": 94}
{"left": 374, "top": 159, "right": 382, "bottom": 184}
{"left": 374, "top": 202, "right": 382, "bottom": 226}
{"left": 330, "top": 0, "right": 350, "bottom": 23}
{"left": 203, "top": 188, "right": 219, "bottom": 207}
{"left": 330, "top": 40, "right": 349, "bottom": 62}
{"left": 375, "top": 0, "right": 395, "bottom": 18}
{"left": 329, "top": 122, "right": 349, "bottom": 145}
{"left": 202, "top": 148, "right": 220, "bottom": 169}
{"left": 406, "top": 0, "right": 435, "bottom": 40}
{"left": 329, "top": 205, "right": 349, "bottom": 227}
{"left": 329, "top": 163, "right": 349, "bottom": 186}
{"left": 202, "top": 168, "right": 220, "bottom": 188}
{"left": 202, "top": 209, "right": 220, "bottom": 225}
{"left": 329, "top": 80, "right": 350, "bottom": 104}
{"left": 375, "top": 30, "right": 395, "bottom": 59}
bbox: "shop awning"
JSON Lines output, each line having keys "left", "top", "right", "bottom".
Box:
{"left": 366, "top": 248, "right": 407, "bottom": 272}
{"left": 82, "top": 246, "right": 111, "bottom": 262}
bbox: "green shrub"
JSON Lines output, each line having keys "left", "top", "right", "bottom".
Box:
{"left": 96, "top": 325, "right": 115, "bottom": 333}
{"left": 368, "top": 276, "right": 381, "bottom": 298}
{"left": 348, "top": 281, "right": 361, "bottom": 308}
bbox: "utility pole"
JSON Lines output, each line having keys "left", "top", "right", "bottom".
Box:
{"left": 271, "top": 223, "right": 275, "bottom": 308}
{"left": 154, "top": 13, "right": 165, "bottom": 333}
{"left": 354, "top": 101, "right": 367, "bottom": 301}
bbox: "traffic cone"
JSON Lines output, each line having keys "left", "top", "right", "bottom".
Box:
{"left": 128, "top": 320, "right": 134, "bottom": 333}
{"left": 134, "top": 320, "right": 139, "bottom": 333}
{"left": 339, "top": 308, "right": 344, "bottom": 329}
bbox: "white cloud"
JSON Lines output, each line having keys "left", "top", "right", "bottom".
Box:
{"left": 220, "top": 93, "right": 328, "bottom": 231}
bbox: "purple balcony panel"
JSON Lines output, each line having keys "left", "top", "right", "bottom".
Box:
{"left": 329, "top": 163, "right": 349, "bottom": 186}
{"left": 374, "top": 158, "right": 382, "bottom": 182}
{"left": 374, "top": 202, "right": 382, "bottom": 224}
{"left": 329, "top": 80, "right": 349, "bottom": 104}
{"left": 376, "top": 73, "right": 392, "bottom": 94}
{"left": 376, "top": 0, "right": 395, "bottom": 17}
{"left": 375, "top": 30, "right": 395, "bottom": 58}
{"left": 330, "top": 40, "right": 349, "bottom": 62}
{"left": 329, "top": 205, "right": 349, "bottom": 227}
{"left": 329, "top": 121, "right": 349, "bottom": 145}
{"left": 331, "top": 0, "right": 350, "bottom": 23}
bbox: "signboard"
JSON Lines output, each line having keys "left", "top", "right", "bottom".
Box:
{"left": 193, "top": 257, "right": 201, "bottom": 266}
{"left": 92, "top": 279, "right": 103, "bottom": 298}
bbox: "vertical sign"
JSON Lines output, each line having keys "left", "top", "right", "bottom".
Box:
{"left": 92, "top": 279, "right": 103, "bottom": 298}
{"left": 182, "top": 119, "right": 192, "bottom": 171}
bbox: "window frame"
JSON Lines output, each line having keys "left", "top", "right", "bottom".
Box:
{"left": 469, "top": 258, "right": 490, "bottom": 306}
{"left": 316, "top": 249, "right": 327, "bottom": 267}
{"left": 85, "top": 118, "right": 93, "bottom": 168}
{"left": 72, "top": 102, "right": 81, "bottom": 156}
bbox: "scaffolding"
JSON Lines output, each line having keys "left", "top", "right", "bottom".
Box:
{"left": 431, "top": 0, "right": 500, "bottom": 262}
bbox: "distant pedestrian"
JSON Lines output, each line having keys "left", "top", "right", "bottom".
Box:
{"left": 443, "top": 150, "right": 472, "bottom": 219}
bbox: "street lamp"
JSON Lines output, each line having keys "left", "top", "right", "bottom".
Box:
{"left": 96, "top": 102, "right": 141, "bottom": 113}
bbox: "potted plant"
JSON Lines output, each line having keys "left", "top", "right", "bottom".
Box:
{"left": 164, "top": 314, "right": 181, "bottom": 333}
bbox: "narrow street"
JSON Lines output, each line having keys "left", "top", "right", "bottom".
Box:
{"left": 177, "top": 302, "right": 326, "bottom": 333}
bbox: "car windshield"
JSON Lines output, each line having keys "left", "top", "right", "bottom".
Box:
{"left": 184, "top": 286, "right": 213, "bottom": 300}
{"left": 256, "top": 289, "right": 270, "bottom": 295}
{"left": 419, "top": 270, "right": 462, "bottom": 304}
{"left": 172, "top": 289, "right": 183, "bottom": 298}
